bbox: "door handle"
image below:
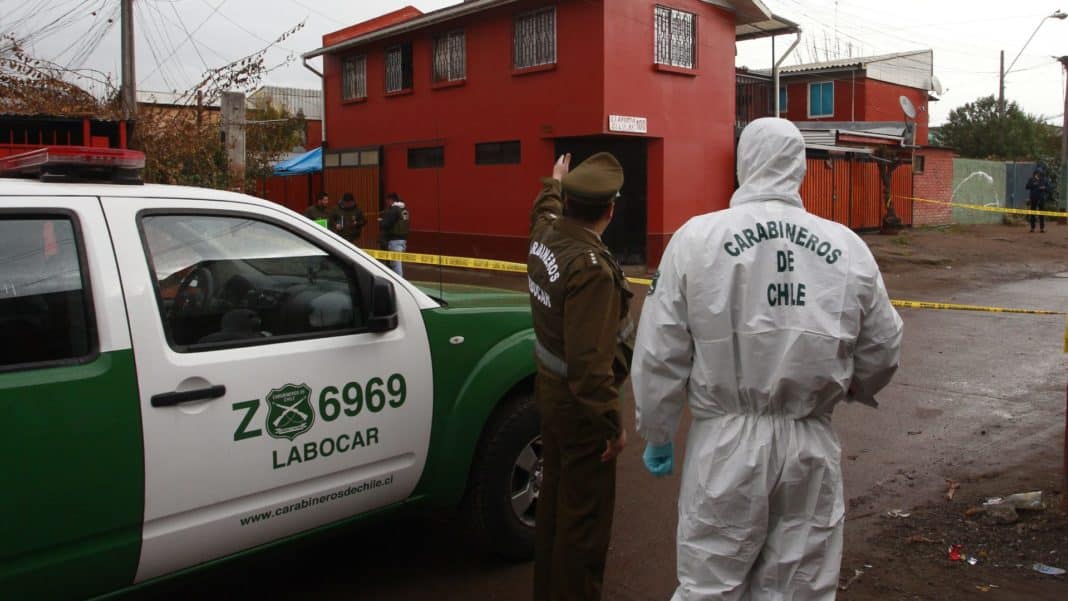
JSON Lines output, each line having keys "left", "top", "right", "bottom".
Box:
{"left": 151, "top": 385, "right": 227, "bottom": 407}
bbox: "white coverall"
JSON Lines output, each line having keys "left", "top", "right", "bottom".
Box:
{"left": 632, "top": 118, "right": 903, "bottom": 601}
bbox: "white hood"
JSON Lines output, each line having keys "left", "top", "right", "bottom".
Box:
{"left": 730, "top": 117, "right": 806, "bottom": 209}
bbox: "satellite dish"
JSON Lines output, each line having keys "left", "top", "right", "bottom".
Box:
{"left": 930, "top": 75, "right": 943, "bottom": 96}
{"left": 899, "top": 95, "right": 917, "bottom": 120}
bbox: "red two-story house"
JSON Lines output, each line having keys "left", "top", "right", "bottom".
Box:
{"left": 305, "top": 0, "right": 795, "bottom": 266}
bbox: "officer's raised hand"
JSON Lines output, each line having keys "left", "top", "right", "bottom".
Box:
{"left": 552, "top": 153, "right": 571, "bottom": 181}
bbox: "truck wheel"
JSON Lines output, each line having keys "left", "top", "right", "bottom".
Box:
{"left": 465, "top": 389, "right": 541, "bottom": 561}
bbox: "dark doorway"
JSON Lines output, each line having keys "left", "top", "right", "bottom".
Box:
{"left": 554, "top": 136, "right": 647, "bottom": 265}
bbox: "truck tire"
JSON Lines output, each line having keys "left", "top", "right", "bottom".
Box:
{"left": 465, "top": 389, "right": 541, "bottom": 561}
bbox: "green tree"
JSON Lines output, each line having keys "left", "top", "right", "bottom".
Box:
{"left": 936, "top": 95, "right": 1060, "bottom": 161}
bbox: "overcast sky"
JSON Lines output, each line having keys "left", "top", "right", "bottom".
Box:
{"left": 3, "top": 0, "right": 1066, "bottom": 125}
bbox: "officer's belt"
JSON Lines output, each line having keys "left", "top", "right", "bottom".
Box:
{"left": 535, "top": 323, "right": 634, "bottom": 379}
{"left": 535, "top": 340, "right": 568, "bottom": 378}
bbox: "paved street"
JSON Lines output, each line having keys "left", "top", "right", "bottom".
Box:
{"left": 141, "top": 270, "right": 1068, "bottom": 601}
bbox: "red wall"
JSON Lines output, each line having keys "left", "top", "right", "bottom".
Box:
{"left": 782, "top": 76, "right": 929, "bottom": 144}
{"left": 912, "top": 147, "right": 955, "bottom": 226}
{"left": 603, "top": 0, "right": 737, "bottom": 263}
{"left": 322, "top": 0, "right": 740, "bottom": 266}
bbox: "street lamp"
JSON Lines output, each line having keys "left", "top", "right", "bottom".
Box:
{"left": 999, "top": 10, "right": 1067, "bottom": 114}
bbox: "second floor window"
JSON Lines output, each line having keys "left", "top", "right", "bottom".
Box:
{"left": 342, "top": 55, "right": 366, "bottom": 100}
{"left": 809, "top": 81, "right": 834, "bottom": 118}
{"left": 386, "top": 43, "right": 413, "bottom": 93}
{"left": 433, "top": 31, "right": 466, "bottom": 82}
{"left": 514, "top": 7, "right": 556, "bottom": 69}
{"left": 654, "top": 6, "right": 695, "bottom": 69}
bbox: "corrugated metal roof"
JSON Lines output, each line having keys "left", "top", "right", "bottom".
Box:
{"left": 777, "top": 49, "right": 930, "bottom": 74}
{"left": 137, "top": 90, "right": 218, "bottom": 108}
{"left": 248, "top": 86, "right": 322, "bottom": 120}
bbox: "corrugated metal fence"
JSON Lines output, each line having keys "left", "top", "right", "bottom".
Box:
{"left": 800, "top": 157, "right": 913, "bottom": 229}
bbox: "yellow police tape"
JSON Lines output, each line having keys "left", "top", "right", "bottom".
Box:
{"left": 905, "top": 196, "right": 1068, "bottom": 218}
{"left": 366, "top": 248, "right": 1066, "bottom": 352}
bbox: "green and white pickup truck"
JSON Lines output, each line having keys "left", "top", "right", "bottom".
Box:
{"left": 0, "top": 148, "right": 540, "bottom": 600}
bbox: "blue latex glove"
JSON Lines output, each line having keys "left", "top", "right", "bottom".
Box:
{"left": 642, "top": 442, "right": 674, "bottom": 477}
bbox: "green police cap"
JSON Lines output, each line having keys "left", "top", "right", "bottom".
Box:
{"left": 562, "top": 152, "right": 623, "bottom": 206}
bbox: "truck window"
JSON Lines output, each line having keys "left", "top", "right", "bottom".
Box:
{"left": 0, "top": 216, "right": 94, "bottom": 370}
{"left": 141, "top": 214, "right": 371, "bottom": 351}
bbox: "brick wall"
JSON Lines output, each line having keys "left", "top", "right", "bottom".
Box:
{"left": 912, "top": 147, "right": 956, "bottom": 226}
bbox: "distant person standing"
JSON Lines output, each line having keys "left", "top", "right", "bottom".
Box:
{"left": 379, "top": 193, "right": 410, "bottom": 276}
{"left": 334, "top": 192, "right": 367, "bottom": 244}
{"left": 1025, "top": 166, "right": 1051, "bottom": 233}
{"left": 305, "top": 191, "right": 333, "bottom": 228}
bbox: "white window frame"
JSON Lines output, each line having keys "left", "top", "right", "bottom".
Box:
{"left": 341, "top": 55, "right": 367, "bottom": 101}
{"left": 808, "top": 81, "right": 835, "bottom": 118}
{"left": 654, "top": 5, "right": 696, "bottom": 69}
{"left": 513, "top": 7, "right": 556, "bottom": 70}
{"left": 433, "top": 30, "right": 466, "bottom": 82}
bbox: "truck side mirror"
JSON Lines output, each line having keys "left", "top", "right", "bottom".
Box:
{"left": 367, "top": 275, "right": 398, "bottom": 332}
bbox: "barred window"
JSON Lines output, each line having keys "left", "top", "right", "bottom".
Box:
{"left": 654, "top": 6, "right": 695, "bottom": 69}
{"left": 408, "top": 146, "right": 444, "bottom": 169}
{"left": 475, "top": 141, "right": 521, "bottom": 165}
{"left": 514, "top": 7, "right": 556, "bottom": 70}
{"left": 341, "top": 55, "right": 366, "bottom": 100}
{"left": 433, "top": 31, "right": 466, "bottom": 82}
{"left": 385, "top": 43, "right": 413, "bottom": 93}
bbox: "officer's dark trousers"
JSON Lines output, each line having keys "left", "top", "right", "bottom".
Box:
{"left": 1028, "top": 200, "right": 1045, "bottom": 231}
{"left": 534, "top": 386, "right": 616, "bottom": 601}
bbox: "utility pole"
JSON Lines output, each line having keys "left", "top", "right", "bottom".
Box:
{"left": 1059, "top": 56, "right": 1068, "bottom": 211}
{"left": 998, "top": 50, "right": 1005, "bottom": 117}
{"left": 221, "top": 91, "right": 247, "bottom": 192}
{"left": 120, "top": 0, "right": 136, "bottom": 122}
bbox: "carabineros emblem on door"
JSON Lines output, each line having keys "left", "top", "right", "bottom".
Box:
{"left": 266, "top": 384, "right": 315, "bottom": 441}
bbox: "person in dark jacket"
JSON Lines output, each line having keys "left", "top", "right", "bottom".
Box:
{"left": 1025, "top": 166, "right": 1051, "bottom": 233}
{"left": 378, "top": 193, "right": 410, "bottom": 276}
{"left": 304, "top": 192, "right": 333, "bottom": 226}
{"left": 333, "top": 192, "right": 366, "bottom": 244}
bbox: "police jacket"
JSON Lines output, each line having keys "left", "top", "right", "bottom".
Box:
{"left": 304, "top": 204, "right": 333, "bottom": 223}
{"left": 1026, "top": 174, "right": 1051, "bottom": 203}
{"left": 334, "top": 200, "right": 366, "bottom": 242}
{"left": 632, "top": 118, "right": 903, "bottom": 446}
{"left": 379, "top": 202, "right": 410, "bottom": 242}
{"left": 527, "top": 178, "right": 634, "bottom": 441}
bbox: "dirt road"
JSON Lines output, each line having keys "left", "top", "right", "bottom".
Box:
{"left": 143, "top": 223, "right": 1068, "bottom": 600}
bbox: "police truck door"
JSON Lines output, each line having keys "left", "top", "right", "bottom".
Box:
{"left": 102, "top": 195, "right": 432, "bottom": 582}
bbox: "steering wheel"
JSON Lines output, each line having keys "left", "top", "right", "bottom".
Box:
{"left": 172, "top": 265, "right": 216, "bottom": 315}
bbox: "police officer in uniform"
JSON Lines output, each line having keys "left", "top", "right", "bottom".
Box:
{"left": 528, "top": 152, "right": 634, "bottom": 601}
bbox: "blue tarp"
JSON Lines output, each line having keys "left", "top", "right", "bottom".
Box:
{"left": 272, "top": 147, "right": 322, "bottom": 175}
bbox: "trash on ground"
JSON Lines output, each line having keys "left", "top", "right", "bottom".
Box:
{"left": 981, "top": 500, "right": 1019, "bottom": 524}
{"left": 886, "top": 509, "right": 911, "bottom": 518}
{"left": 948, "top": 544, "right": 964, "bottom": 561}
{"left": 1031, "top": 562, "right": 1066, "bottom": 576}
{"left": 907, "top": 534, "right": 939, "bottom": 544}
{"left": 967, "top": 556, "right": 979, "bottom": 565}
{"left": 838, "top": 567, "right": 866, "bottom": 591}
{"left": 944, "top": 479, "right": 960, "bottom": 501}
{"left": 907, "top": 430, "right": 922, "bottom": 435}
{"left": 1004, "top": 491, "right": 1044, "bottom": 511}
{"left": 964, "top": 506, "right": 985, "bottom": 517}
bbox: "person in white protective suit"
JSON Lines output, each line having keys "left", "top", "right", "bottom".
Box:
{"left": 631, "top": 117, "right": 903, "bottom": 601}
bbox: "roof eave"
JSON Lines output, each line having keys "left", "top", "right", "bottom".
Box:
{"left": 304, "top": 0, "right": 519, "bottom": 59}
